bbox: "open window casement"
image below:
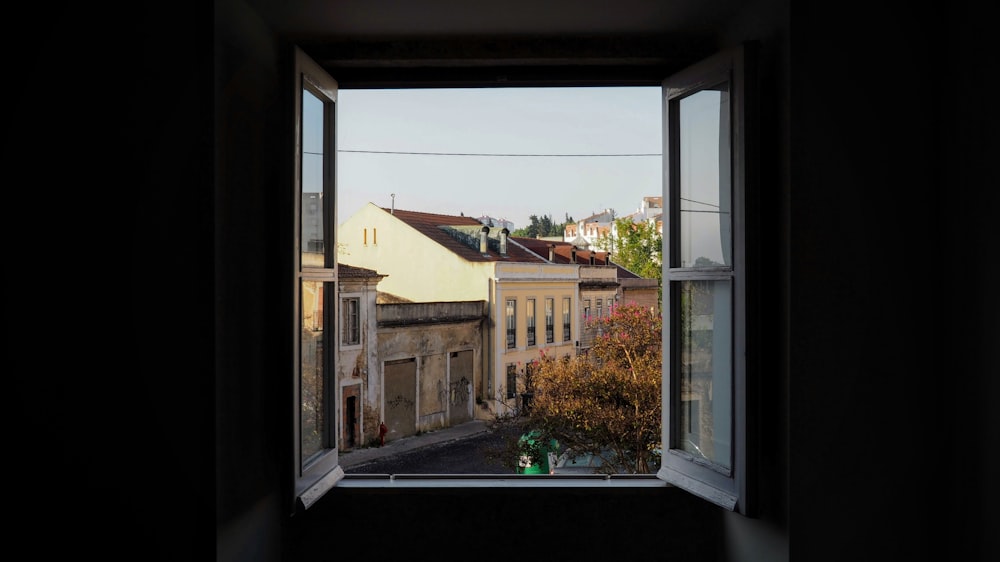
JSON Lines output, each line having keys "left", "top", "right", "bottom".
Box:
{"left": 659, "top": 43, "right": 756, "bottom": 516}
{"left": 293, "top": 46, "right": 343, "bottom": 512}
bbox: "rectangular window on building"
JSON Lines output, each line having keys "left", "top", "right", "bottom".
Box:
{"left": 562, "top": 297, "right": 571, "bottom": 341}
{"left": 545, "top": 298, "right": 554, "bottom": 343}
{"left": 506, "top": 298, "right": 516, "bottom": 349}
{"left": 526, "top": 298, "right": 536, "bottom": 347}
{"left": 506, "top": 363, "right": 518, "bottom": 399}
{"left": 596, "top": 298, "right": 603, "bottom": 319}
{"left": 342, "top": 297, "right": 360, "bottom": 345}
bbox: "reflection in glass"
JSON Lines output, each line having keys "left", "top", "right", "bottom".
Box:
{"left": 545, "top": 297, "right": 555, "bottom": 343}
{"left": 506, "top": 299, "right": 516, "bottom": 349}
{"left": 301, "top": 89, "right": 325, "bottom": 267}
{"left": 301, "top": 280, "right": 327, "bottom": 465}
{"left": 678, "top": 279, "right": 732, "bottom": 470}
{"left": 562, "top": 297, "right": 571, "bottom": 341}
{"left": 679, "top": 85, "right": 731, "bottom": 268}
{"left": 526, "top": 298, "right": 536, "bottom": 347}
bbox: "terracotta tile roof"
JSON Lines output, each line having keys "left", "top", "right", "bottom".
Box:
{"left": 386, "top": 208, "right": 548, "bottom": 263}
{"left": 510, "top": 237, "right": 640, "bottom": 278}
{"left": 338, "top": 263, "right": 385, "bottom": 278}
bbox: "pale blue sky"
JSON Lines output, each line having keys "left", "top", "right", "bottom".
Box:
{"left": 336, "top": 87, "right": 663, "bottom": 229}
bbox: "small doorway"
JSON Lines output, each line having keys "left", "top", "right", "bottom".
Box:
{"left": 345, "top": 395, "right": 357, "bottom": 448}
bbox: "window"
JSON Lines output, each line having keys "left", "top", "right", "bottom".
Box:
{"left": 506, "top": 298, "right": 516, "bottom": 349}
{"left": 526, "top": 298, "right": 536, "bottom": 347}
{"left": 293, "top": 42, "right": 753, "bottom": 512}
{"left": 342, "top": 297, "right": 360, "bottom": 345}
{"left": 545, "top": 298, "right": 554, "bottom": 343}
{"left": 562, "top": 297, "right": 571, "bottom": 341}
{"left": 661, "top": 43, "right": 754, "bottom": 515}
{"left": 293, "top": 47, "right": 342, "bottom": 510}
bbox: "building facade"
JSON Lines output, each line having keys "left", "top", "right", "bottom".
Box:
{"left": 339, "top": 204, "right": 582, "bottom": 416}
{"left": 375, "top": 301, "right": 486, "bottom": 440}
{"left": 336, "top": 264, "right": 386, "bottom": 451}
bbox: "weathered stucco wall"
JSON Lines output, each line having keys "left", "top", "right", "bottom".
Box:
{"left": 376, "top": 301, "right": 485, "bottom": 435}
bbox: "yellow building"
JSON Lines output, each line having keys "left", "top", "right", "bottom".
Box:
{"left": 339, "top": 203, "right": 579, "bottom": 417}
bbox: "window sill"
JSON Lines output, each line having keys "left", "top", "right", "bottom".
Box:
{"left": 337, "top": 473, "right": 670, "bottom": 489}
{"left": 297, "top": 466, "right": 345, "bottom": 510}
{"left": 657, "top": 465, "right": 737, "bottom": 511}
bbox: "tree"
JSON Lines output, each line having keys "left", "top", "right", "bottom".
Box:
{"left": 597, "top": 217, "right": 662, "bottom": 302}
{"left": 511, "top": 213, "right": 574, "bottom": 238}
{"left": 485, "top": 302, "right": 662, "bottom": 474}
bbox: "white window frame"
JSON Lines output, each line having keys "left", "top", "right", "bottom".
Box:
{"left": 292, "top": 47, "right": 342, "bottom": 511}
{"left": 659, "top": 43, "right": 754, "bottom": 515}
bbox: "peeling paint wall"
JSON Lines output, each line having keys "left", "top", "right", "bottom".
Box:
{"left": 377, "top": 302, "right": 486, "bottom": 436}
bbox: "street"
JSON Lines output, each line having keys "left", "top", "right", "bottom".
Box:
{"left": 346, "top": 431, "right": 515, "bottom": 474}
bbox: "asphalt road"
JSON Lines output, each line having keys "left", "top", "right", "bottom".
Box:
{"left": 345, "top": 431, "right": 515, "bottom": 475}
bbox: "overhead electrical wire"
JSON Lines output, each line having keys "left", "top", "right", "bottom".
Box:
{"left": 336, "top": 149, "right": 660, "bottom": 157}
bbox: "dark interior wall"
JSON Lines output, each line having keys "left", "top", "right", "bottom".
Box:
{"left": 215, "top": 1, "right": 288, "bottom": 560}
{"left": 789, "top": 3, "right": 994, "bottom": 561}
{"left": 289, "top": 487, "right": 724, "bottom": 559}
{"left": 943, "top": 7, "right": 998, "bottom": 559}
{"left": 716, "top": 1, "right": 791, "bottom": 559}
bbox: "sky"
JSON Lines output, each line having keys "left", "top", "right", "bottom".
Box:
{"left": 335, "top": 86, "right": 663, "bottom": 230}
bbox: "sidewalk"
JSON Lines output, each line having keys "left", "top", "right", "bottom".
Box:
{"left": 339, "top": 419, "right": 489, "bottom": 469}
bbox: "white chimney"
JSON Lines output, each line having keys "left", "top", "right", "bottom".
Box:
{"left": 480, "top": 226, "right": 490, "bottom": 255}
{"left": 499, "top": 228, "right": 509, "bottom": 257}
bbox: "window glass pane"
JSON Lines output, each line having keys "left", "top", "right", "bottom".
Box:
{"left": 506, "top": 299, "right": 516, "bottom": 349}
{"left": 343, "top": 298, "right": 359, "bottom": 345}
{"left": 527, "top": 298, "right": 536, "bottom": 346}
{"left": 678, "top": 279, "right": 732, "bottom": 470}
{"left": 301, "top": 89, "right": 325, "bottom": 267}
{"left": 679, "top": 85, "right": 731, "bottom": 268}
{"left": 545, "top": 298, "right": 554, "bottom": 343}
{"left": 301, "top": 280, "right": 327, "bottom": 465}
{"left": 506, "top": 364, "right": 517, "bottom": 399}
{"left": 562, "top": 297, "right": 571, "bottom": 341}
